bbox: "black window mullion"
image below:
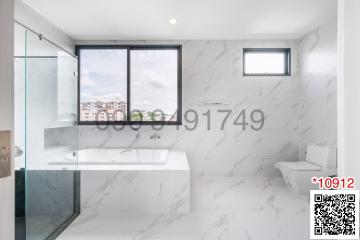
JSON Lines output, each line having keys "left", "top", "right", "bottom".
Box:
{"left": 76, "top": 47, "right": 81, "bottom": 125}
{"left": 127, "top": 47, "right": 131, "bottom": 123}
{"left": 177, "top": 46, "right": 182, "bottom": 125}
{"left": 284, "top": 52, "right": 287, "bottom": 75}
{"left": 287, "top": 51, "right": 291, "bottom": 75}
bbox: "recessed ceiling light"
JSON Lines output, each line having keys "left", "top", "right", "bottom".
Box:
{"left": 169, "top": 18, "right": 177, "bottom": 25}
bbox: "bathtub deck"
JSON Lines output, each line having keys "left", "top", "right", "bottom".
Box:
{"left": 80, "top": 151, "right": 190, "bottom": 214}
{"left": 77, "top": 150, "right": 189, "bottom": 171}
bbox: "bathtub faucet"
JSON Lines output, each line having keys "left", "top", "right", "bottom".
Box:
{"left": 150, "top": 134, "right": 161, "bottom": 140}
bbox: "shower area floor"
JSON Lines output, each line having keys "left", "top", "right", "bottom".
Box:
{"left": 57, "top": 177, "right": 310, "bottom": 240}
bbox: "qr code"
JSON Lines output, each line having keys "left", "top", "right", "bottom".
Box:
{"left": 310, "top": 190, "right": 359, "bottom": 239}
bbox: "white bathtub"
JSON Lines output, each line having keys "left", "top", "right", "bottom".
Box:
{"left": 50, "top": 148, "right": 169, "bottom": 166}
{"left": 80, "top": 148, "right": 169, "bottom": 165}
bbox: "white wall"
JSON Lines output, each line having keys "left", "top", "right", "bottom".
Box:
{"left": 0, "top": 0, "right": 14, "bottom": 239}
{"left": 337, "top": 0, "right": 360, "bottom": 182}
{"left": 15, "top": 0, "right": 75, "bottom": 54}
{"left": 298, "top": 19, "right": 337, "bottom": 160}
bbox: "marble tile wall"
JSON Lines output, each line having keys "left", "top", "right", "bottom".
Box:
{"left": 78, "top": 19, "right": 337, "bottom": 177}
{"left": 298, "top": 18, "right": 337, "bottom": 161}
{"left": 78, "top": 39, "right": 302, "bottom": 177}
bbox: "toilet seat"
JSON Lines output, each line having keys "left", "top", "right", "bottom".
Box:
{"left": 275, "top": 161, "right": 322, "bottom": 171}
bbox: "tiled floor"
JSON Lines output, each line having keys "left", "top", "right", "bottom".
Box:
{"left": 58, "top": 177, "right": 310, "bottom": 240}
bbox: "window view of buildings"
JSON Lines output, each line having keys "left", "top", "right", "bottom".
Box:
{"left": 80, "top": 101, "right": 126, "bottom": 121}
{"left": 80, "top": 101, "right": 177, "bottom": 121}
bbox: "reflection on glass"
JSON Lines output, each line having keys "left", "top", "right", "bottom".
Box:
{"left": 57, "top": 52, "right": 78, "bottom": 122}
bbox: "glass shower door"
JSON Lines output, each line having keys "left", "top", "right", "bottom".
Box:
{"left": 15, "top": 23, "right": 79, "bottom": 240}
{"left": 14, "top": 22, "right": 27, "bottom": 240}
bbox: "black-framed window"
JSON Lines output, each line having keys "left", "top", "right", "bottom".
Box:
{"left": 243, "top": 48, "right": 291, "bottom": 76}
{"left": 76, "top": 45, "right": 182, "bottom": 125}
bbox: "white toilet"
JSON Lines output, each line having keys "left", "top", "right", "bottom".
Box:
{"left": 274, "top": 144, "right": 337, "bottom": 194}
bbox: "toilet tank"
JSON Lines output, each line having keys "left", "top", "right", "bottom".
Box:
{"left": 306, "top": 144, "right": 337, "bottom": 168}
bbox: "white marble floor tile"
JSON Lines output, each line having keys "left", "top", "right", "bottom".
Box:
{"left": 57, "top": 177, "right": 310, "bottom": 240}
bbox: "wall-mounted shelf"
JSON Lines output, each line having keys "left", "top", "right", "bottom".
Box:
{"left": 201, "top": 102, "right": 230, "bottom": 106}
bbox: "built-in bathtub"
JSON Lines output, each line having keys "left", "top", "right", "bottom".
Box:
{"left": 80, "top": 148, "right": 169, "bottom": 165}
{"left": 51, "top": 148, "right": 170, "bottom": 166}
{"left": 52, "top": 148, "right": 190, "bottom": 215}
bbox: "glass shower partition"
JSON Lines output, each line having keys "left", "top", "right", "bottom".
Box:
{"left": 14, "top": 22, "right": 79, "bottom": 240}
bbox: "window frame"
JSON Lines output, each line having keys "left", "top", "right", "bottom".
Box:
{"left": 243, "top": 48, "right": 291, "bottom": 76}
{"left": 76, "top": 45, "right": 182, "bottom": 126}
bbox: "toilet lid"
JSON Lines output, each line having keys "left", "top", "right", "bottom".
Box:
{"left": 276, "top": 161, "right": 322, "bottom": 171}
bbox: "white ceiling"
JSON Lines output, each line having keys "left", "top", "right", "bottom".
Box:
{"left": 22, "top": 0, "right": 337, "bottom": 40}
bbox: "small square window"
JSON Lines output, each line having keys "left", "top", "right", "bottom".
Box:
{"left": 243, "top": 48, "right": 291, "bottom": 76}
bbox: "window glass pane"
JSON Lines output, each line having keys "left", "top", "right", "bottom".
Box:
{"left": 130, "top": 49, "right": 178, "bottom": 121}
{"left": 79, "top": 49, "right": 127, "bottom": 121}
{"left": 244, "top": 52, "right": 287, "bottom": 75}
